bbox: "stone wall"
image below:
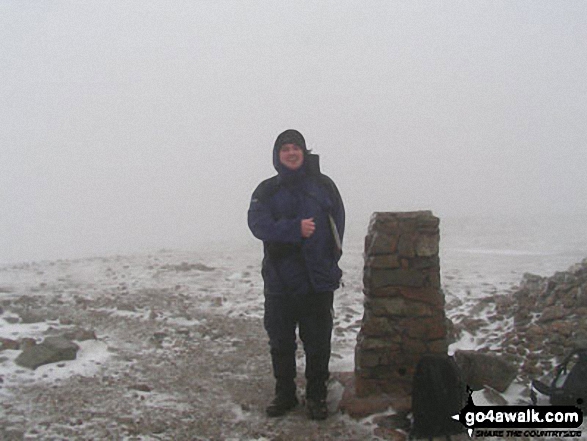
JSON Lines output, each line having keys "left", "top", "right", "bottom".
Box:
{"left": 355, "top": 211, "right": 447, "bottom": 397}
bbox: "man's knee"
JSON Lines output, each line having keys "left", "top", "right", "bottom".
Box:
{"left": 269, "top": 340, "right": 297, "bottom": 355}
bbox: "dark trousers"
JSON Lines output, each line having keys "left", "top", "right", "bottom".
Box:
{"left": 264, "top": 291, "right": 334, "bottom": 400}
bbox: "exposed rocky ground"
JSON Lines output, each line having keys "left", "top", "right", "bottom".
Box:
{"left": 1, "top": 246, "right": 586, "bottom": 440}
{"left": 0, "top": 249, "right": 373, "bottom": 440}
{"left": 449, "top": 258, "right": 587, "bottom": 385}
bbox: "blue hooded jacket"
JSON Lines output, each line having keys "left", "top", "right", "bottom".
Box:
{"left": 248, "top": 130, "right": 345, "bottom": 296}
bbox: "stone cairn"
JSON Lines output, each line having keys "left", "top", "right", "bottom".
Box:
{"left": 355, "top": 211, "right": 448, "bottom": 398}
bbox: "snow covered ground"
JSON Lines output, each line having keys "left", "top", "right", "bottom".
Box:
{"left": 0, "top": 214, "right": 585, "bottom": 439}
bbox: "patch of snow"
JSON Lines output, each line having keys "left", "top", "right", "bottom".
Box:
{"left": 0, "top": 340, "right": 110, "bottom": 394}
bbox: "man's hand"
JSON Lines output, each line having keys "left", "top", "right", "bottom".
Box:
{"left": 301, "top": 218, "right": 316, "bottom": 238}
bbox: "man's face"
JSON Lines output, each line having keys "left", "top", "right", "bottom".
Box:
{"left": 279, "top": 143, "right": 304, "bottom": 170}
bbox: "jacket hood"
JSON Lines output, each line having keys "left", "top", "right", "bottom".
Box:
{"left": 273, "top": 129, "right": 307, "bottom": 173}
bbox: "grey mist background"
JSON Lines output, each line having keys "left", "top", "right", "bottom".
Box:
{"left": 1, "top": 1, "right": 586, "bottom": 263}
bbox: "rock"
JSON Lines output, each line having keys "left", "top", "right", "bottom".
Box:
{"left": 62, "top": 328, "right": 97, "bottom": 341}
{"left": 366, "top": 255, "right": 401, "bottom": 269}
{"left": 521, "top": 361, "right": 543, "bottom": 377}
{"left": 15, "top": 336, "right": 79, "bottom": 370}
{"left": 0, "top": 338, "right": 20, "bottom": 351}
{"left": 454, "top": 350, "right": 517, "bottom": 392}
{"left": 469, "top": 296, "right": 495, "bottom": 315}
{"left": 502, "top": 259, "right": 587, "bottom": 380}
{"left": 1, "top": 429, "right": 25, "bottom": 440}
{"left": 373, "top": 427, "right": 407, "bottom": 441}
{"left": 365, "top": 232, "right": 399, "bottom": 256}
{"left": 19, "top": 310, "right": 48, "bottom": 324}
{"left": 446, "top": 319, "right": 462, "bottom": 345}
{"left": 338, "top": 386, "right": 396, "bottom": 418}
{"left": 537, "top": 305, "right": 568, "bottom": 323}
{"left": 415, "top": 234, "right": 439, "bottom": 257}
{"left": 373, "top": 412, "right": 411, "bottom": 440}
{"left": 366, "top": 268, "right": 425, "bottom": 289}
{"left": 153, "top": 332, "right": 168, "bottom": 341}
{"left": 19, "top": 338, "right": 37, "bottom": 350}
{"left": 397, "top": 234, "right": 416, "bottom": 258}
{"left": 446, "top": 296, "right": 463, "bottom": 310}
{"left": 163, "top": 262, "right": 215, "bottom": 272}
{"left": 129, "top": 384, "right": 152, "bottom": 392}
{"left": 359, "top": 316, "right": 394, "bottom": 337}
{"left": 193, "top": 262, "right": 216, "bottom": 271}
{"left": 482, "top": 386, "right": 508, "bottom": 405}
{"left": 366, "top": 298, "right": 434, "bottom": 318}
{"left": 118, "top": 303, "right": 136, "bottom": 312}
{"left": 547, "top": 321, "right": 573, "bottom": 337}
{"left": 520, "top": 273, "right": 544, "bottom": 291}
{"left": 460, "top": 317, "right": 488, "bottom": 333}
{"left": 571, "top": 333, "right": 587, "bottom": 349}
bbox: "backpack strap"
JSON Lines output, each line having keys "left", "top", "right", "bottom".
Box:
{"left": 316, "top": 174, "right": 342, "bottom": 209}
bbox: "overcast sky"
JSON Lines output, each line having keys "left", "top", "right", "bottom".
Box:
{"left": 1, "top": 1, "right": 586, "bottom": 263}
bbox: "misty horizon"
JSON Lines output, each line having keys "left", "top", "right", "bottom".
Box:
{"left": 2, "top": 1, "right": 586, "bottom": 264}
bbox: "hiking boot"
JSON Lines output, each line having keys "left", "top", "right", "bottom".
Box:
{"left": 306, "top": 398, "right": 328, "bottom": 420}
{"left": 266, "top": 394, "right": 299, "bottom": 417}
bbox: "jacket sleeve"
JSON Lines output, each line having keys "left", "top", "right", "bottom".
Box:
{"left": 247, "top": 185, "right": 302, "bottom": 243}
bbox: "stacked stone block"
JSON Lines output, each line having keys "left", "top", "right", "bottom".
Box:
{"left": 355, "top": 211, "right": 447, "bottom": 397}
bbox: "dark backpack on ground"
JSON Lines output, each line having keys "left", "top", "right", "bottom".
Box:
{"left": 531, "top": 348, "right": 587, "bottom": 409}
{"left": 410, "top": 354, "right": 466, "bottom": 440}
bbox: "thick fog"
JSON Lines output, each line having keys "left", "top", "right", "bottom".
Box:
{"left": 1, "top": 1, "right": 586, "bottom": 263}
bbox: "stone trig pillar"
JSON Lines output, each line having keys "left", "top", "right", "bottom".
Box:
{"left": 355, "top": 211, "right": 447, "bottom": 397}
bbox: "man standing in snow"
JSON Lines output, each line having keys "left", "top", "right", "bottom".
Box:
{"left": 248, "top": 129, "right": 345, "bottom": 420}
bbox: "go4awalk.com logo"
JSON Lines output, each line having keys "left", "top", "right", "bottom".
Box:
{"left": 452, "top": 393, "right": 584, "bottom": 438}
